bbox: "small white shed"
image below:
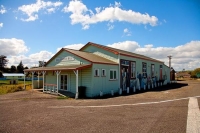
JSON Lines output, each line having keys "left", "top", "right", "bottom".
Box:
{"left": 3, "top": 73, "right": 25, "bottom": 84}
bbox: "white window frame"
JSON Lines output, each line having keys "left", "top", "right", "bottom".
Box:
{"left": 142, "top": 62, "right": 147, "bottom": 78}
{"left": 94, "top": 69, "right": 100, "bottom": 77}
{"left": 131, "top": 61, "right": 136, "bottom": 78}
{"left": 151, "top": 64, "right": 155, "bottom": 77}
{"left": 109, "top": 69, "right": 117, "bottom": 80}
{"left": 102, "top": 69, "right": 106, "bottom": 77}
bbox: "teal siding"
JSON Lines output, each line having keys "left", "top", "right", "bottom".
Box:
{"left": 45, "top": 73, "right": 57, "bottom": 85}
{"left": 120, "top": 55, "right": 166, "bottom": 79}
{"left": 54, "top": 68, "right": 92, "bottom": 97}
{"left": 91, "top": 64, "right": 119, "bottom": 97}
{"left": 79, "top": 68, "right": 92, "bottom": 97}
{"left": 82, "top": 45, "right": 118, "bottom": 63}
{"left": 43, "top": 44, "right": 170, "bottom": 98}
{"left": 47, "top": 51, "right": 90, "bottom": 67}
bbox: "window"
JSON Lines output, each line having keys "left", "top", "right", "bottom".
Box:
{"left": 131, "top": 62, "right": 136, "bottom": 78}
{"left": 121, "top": 60, "right": 129, "bottom": 66}
{"left": 102, "top": 69, "right": 106, "bottom": 76}
{"left": 110, "top": 69, "right": 117, "bottom": 80}
{"left": 151, "top": 64, "right": 155, "bottom": 77}
{"left": 142, "top": 62, "right": 147, "bottom": 77}
{"left": 94, "top": 69, "right": 99, "bottom": 76}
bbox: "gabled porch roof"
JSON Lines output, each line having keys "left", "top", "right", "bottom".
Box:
{"left": 24, "top": 64, "right": 92, "bottom": 72}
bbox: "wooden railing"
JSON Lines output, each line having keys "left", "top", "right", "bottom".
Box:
{"left": 44, "top": 83, "right": 58, "bottom": 93}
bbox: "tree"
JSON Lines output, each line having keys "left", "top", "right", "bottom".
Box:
{"left": 17, "top": 61, "right": 24, "bottom": 73}
{"left": 10, "top": 65, "right": 17, "bottom": 73}
{"left": 39, "top": 61, "right": 46, "bottom": 67}
{"left": 0, "top": 55, "right": 8, "bottom": 71}
{"left": 191, "top": 68, "right": 200, "bottom": 78}
{"left": 0, "top": 71, "right": 3, "bottom": 77}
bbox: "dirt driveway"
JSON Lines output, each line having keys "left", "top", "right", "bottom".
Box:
{"left": 0, "top": 80, "right": 200, "bottom": 133}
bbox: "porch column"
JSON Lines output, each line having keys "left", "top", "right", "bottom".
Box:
{"left": 74, "top": 70, "right": 79, "bottom": 99}
{"left": 38, "top": 71, "right": 40, "bottom": 89}
{"left": 55, "top": 71, "right": 61, "bottom": 93}
{"left": 42, "top": 71, "right": 46, "bottom": 92}
{"left": 31, "top": 71, "right": 35, "bottom": 89}
{"left": 24, "top": 72, "right": 26, "bottom": 90}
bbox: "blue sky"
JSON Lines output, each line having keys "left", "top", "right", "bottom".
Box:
{"left": 0, "top": 0, "right": 200, "bottom": 71}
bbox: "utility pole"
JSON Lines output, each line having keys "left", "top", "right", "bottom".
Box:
{"left": 167, "top": 55, "right": 172, "bottom": 68}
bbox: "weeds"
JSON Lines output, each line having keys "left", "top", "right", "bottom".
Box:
{"left": 0, "top": 80, "right": 32, "bottom": 95}
{"left": 57, "top": 96, "right": 69, "bottom": 100}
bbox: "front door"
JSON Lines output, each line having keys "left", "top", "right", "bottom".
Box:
{"left": 60, "top": 75, "right": 68, "bottom": 91}
{"left": 160, "top": 69, "right": 162, "bottom": 80}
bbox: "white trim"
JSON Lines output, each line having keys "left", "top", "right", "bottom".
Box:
{"left": 55, "top": 71, "right": 61, "bottom": 93}
{"left": 109, "top": 69, "right": 118, "bottom": 80}
{"left": 130, "top": 61, "right": 136, "bottom": 78}
{"left": 102, "top": 69, "right": 106, "bottom": 77}
{"left": 38, "top": 71, "right": 40, "bottom": 89}
{"left": 94, "top": 69, "right": 100, "bottom": 77}
{"left": 42, "top": 71, "right": 46, "bottom": 92}
{"left": 74, "top": 70, "right": 79, "bottom": 99}
{"left": 31, "top": 71, "right": 35, "bottom": 89}
{"left": 24, "top": 72, "right": 26, "bottom": 90}
{"left": 59, "top": 74, "right": 69, "bottom": 91}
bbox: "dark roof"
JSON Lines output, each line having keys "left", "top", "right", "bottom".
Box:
{"left": 24, "top": 64, "right": 92, "bottom": 72}
{"left": 80, "top": 42, "right": 163, "bottom": 63}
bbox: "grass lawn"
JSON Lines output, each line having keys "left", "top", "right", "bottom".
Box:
{"left": 0, "top": 80, "right": 32, "bottom": 95}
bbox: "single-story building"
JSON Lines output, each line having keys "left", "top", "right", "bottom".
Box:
{"left": 175, "top": 71, "right": 191, "bottom": 79}
{"left": 24, "top": 42, "right": 171, "bottom": 98}
{"left": 2, "top": 73, "right": 25, "bottom": 84}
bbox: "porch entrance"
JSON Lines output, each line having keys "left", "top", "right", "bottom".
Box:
{"left": 60, "top": 75, "right": 68, "bottom": 91}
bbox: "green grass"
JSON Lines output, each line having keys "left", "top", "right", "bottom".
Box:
{"left": 57, "top": 96, "right": 70, "bottom": 100}
{"left": 0, "top": 80, "right": 32, "bottom": 95}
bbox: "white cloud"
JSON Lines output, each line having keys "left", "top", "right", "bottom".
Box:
{"left": 5, "top": 41, "right": 83, "bottom": 68}
{"left": 124, "top": 28, "right": 128, "bottom": 33}
{"left": 108, "top": 41, "right": 140, "bottom": 52}
{"left": 107, "top": 40, "right": 200, "bottom": 71}
{"left": 107, "top": 23, "right": 114, "bottom": 30}
{"left": 123, "top": 28, "right": 131, "bottom": 36}
{"left": 57, "top": 43, "right": 84, "bottom": 52}
{"left": 0, "top": 23, "right": 3, "bottom": 28}
{"left": 47, "top": 7, "right": 55, "bottom": 13}
{"left": 0, "top": 5, "right": 6, "bottom": 14}
{"left": 8, "top": 51, "right": 54, "bottom": 68}
{"left": 4, "top": 39, "right": 199, "bottom": 71}
{"left": 0, "top": 38, "right": 29, "bottom": 56}
{"left": 63, "top": 0, "right": 158, "bottom": 29}
{"left": 18, "top": 0, "right": 63, "bottom": 22}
